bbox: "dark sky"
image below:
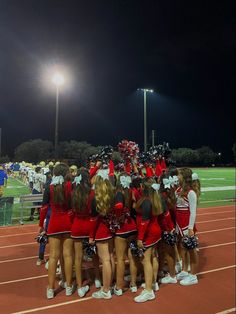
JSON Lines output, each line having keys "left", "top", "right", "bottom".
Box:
{"left": 0, "top": 0, "right": 235, "bottom": 161}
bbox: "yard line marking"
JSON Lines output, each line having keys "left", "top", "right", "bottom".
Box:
{"left": 197, "top": 265, "right": 236, "bottom": 275}
{"left": 0, "top": 242, "right": 36, "bottom": 249}
{"left": 0, "top": 224, "right": 36, "bottom": 230}
{"left": 10, "top": 264, "right": 236, "bottom": 314}
{"left": 11, "top": 297, "right": 93, "bottom": 314}
{"left": 0, "top": 254, "right": 49, "bottom": 264}
{"left": 198, "top": 205, "right": 235, "bottom": 210}
{"left": 198, "top": 227, "right": 236, "bottom": 234}
{"left": 200, "top": 200, "right": 235, "bottom": 204}
{"left": 201, "top": 186, "right": 235, "bottom": 192}
{"left": 197, "top": 210, "right": 235, "bottom": 216}
{"left": 199, "top": 242, "right": 236, "bottom": 250}
{"left": 215, "top": 308, "right": 236, "bottom": 314}
{"left": 0, "top": 232, "right": 36, "bottom": 238}
{"left": 197, "top": 217, "right": 235, "bottom": 224}
{"left": 0, "top": 275, "right": 47, "bottom": 285}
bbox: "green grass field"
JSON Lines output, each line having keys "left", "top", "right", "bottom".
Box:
{"left": 0, "top": 167, "right": 235, "bottom": 225}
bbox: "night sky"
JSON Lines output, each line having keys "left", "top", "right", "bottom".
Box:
{"left": 0, "top": 0, "right": 235, "bottom": 161}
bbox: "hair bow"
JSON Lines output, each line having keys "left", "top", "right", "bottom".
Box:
{"left": 97, "top": 169, "right": 109, "bottom": 181}
{"left": 120, "top": 175, "right": 131, "bottom": 189}
{"left": 151, "top": 183, "right": 160, "bottom": 191}
{"left": 50, "top": 175, "right": 64, "bottom": 185}
{"left": 192, "top": 173, "right": 199, "bottom": 181}
{"left": 171, "top": 175, "right": 179, "bottom": 186}
{"left": 163, "top": 178, "right": 171, "bottom": 189}
{"left": 73, "top": 174, "right": 82, "bottom": 186}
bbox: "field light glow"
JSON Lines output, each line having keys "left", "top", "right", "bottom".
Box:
{"left": 52, "top": 72, "right": 64, "bottom": 86}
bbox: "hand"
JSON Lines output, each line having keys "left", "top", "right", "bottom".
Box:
{"left": 96, "top": 161, "right": 102, "bottom": 168}
{"left": 89, "top": 238, "right": 95, "bottom": 245}
{"left": 188, "top": 229, "right": 194, "bottom": 237}
{"left": 137, "top": 240, "right": 144, "bottom": 249}
{"left": 39, "top": 227, "right": 45, "bottom": 234}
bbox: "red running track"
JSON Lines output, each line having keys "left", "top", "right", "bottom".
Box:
{"left": 0, "top": 205, "right": 235, "bottom": 314}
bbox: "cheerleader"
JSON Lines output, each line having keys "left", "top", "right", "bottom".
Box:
{"left": 175, "top": 168, "right": 200, "bottom": 285}
{"left": 158, "top": 174, "right": 177, "bottom": 284}
{"left": 39, "top": 163, "right": 74, "bottom": 299}
{"left": 70, "top": 168, "right": 92, "bottom": 297}
{"left": 134, "top": 178, "right": 162, "bottom": 303}
{"left": 90, "top": 169, "right": 115, "bottom": 299}
{"left": 113, "top": 172, "right": 137, "bottom": 296}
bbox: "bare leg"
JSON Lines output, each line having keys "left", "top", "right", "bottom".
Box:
{"left": 48, "top": 237, "right": 61, "bottom": 289}
{"left": 114, "top": 236, "right": 127, "bottom": 290}
{"left": 97, "top": 241, "right": 112, "bottom": 292}
{"left": 141, "top": 247, "right": 153, "bottom": 291}
{"left": 189, "top": 248, "right": 198, "bottom": 275}
{"left": 152, "top": 247, "right": 159, "bottom": 284}
{"left": 74, "top": 240, "right": 83, "bottom": 288}
{"left": 63, "top": 237, "right": 74, "bottom": 287}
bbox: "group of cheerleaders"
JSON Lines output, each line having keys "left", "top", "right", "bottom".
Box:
{"left": 39, "top": 158, "right": 201, "bottom": 303}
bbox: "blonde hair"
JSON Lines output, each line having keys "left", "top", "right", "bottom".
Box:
{"left": 137, "top": 178, "right": 163, "bottom": 216}
{"left": 179, "top": 168, "right": 201, "bottom": 201}
{"left": 94, "top": 176, "right": 114, "bottom": 216}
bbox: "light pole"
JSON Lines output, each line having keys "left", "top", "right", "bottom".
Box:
{"left": 52, "top": 72, "right": 64, "bottom": 158}
{"left": 138, "top": 88, "right": 153, "bottom": 152}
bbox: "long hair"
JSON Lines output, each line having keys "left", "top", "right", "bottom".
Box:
{"left": 53, "top": 163, "right": 70, "bottom": 204}
{"left": 159, "top": 173, "right": 176, "bottom": 211}
{"left": 179, "top": 168, "right": 201, "bottom": 201}
{"left": 136, "top": 178, "right": 163, "bottom": 216}
{"left": 94, "top": 175, "right": 114, "bottom": 216}
{"left": 116, "top": 172, "right": 132, "bottom": 208}
{"left": 72, "top": 168, "right": 91, "bottom": 212}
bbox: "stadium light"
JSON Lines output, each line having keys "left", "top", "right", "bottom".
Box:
{"left": 52, "top": 72, "right": 64, "bottom": 158}
{"left": 138, "top": 88, "right": 154, "bottom": 152}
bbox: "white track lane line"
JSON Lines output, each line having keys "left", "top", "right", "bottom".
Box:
{"left": 197, "top": 210, "right": 235, "bottom": 216}
{"left": 0, "top": 275, "right": 47, "bottom": 285}
{"left": 0, "top": 254, "right": 49, "bottom": 264}
{"left": 197, "top": 217, "right": 235, "bottom": 224}
{"left": 10, "top": 264, "right": 236, "bottom": 314}
{"left": 0, "top": 232, "right": 36, "bottom": 238}
{"left": 215, "top": 308, "right": 236, "bottom": 314}
{"left": 0, "top": 242, "right": 36, "bottom": 249}
{"left": 199, "top": 242, "right": 236, "bottom": 250}
{"left": 198, "top": 227, "right": 236, "bottom": 234}
{"left": 0, "top": 224, "right": 36, "bottom": 230}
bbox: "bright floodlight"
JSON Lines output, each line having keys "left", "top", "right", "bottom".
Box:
{"left": 52, "top": 72, "right": 64, "bottom": 86}
{"left": 138, "top": 88, "right": 154, "bottom": 93}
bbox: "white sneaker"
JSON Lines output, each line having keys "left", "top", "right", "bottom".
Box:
{"left": 114, "top": 286, "right": 123, "bottom": 296}
{"left": 141, "top": 282, "right": 159, "bottom": 291}
{"left": 78, "top": 285, "right": 90, "bottom": 298}
{"left": 176, "top": 271, "right": 189, "bottom": 281}
{"left": 180, "top": 274, "right": 198, "bottom": 286}
{"left": 161, "top": 275, "right": 177, "bottom": 284}
{"left": 46, "top": 288, "right": 54, "bottom": 299}
{"left": 175, "top": 260, "right": 182, "bottom": 273}
{"left": 45, "top": 261, "right": 49, "bottom": 270}
{"left": 134, "top": 289, "right": 155, "bottom": 303}
{"left": 36, "top": 258, "right": 45, "bottom": 266}
{"left": 59, "top": 280, "right": 66, "bottom": 289}
{"left": 66, "top": 283, "right": 76, "bottom": 296}
{"left": 92, "top": 289, "right": 112, "bottom": 299}
{"left": 95, "top": 279, "right": 102, "bottom": 288}
{"left": 130, "top": 285, "right": 138, "bottom": 293}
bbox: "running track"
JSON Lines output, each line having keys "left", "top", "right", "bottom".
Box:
{"left": 0, "top": 205, "right": 235, "bottom": 314}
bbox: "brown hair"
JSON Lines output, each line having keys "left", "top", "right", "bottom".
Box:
{"left": 136, "top": 178, "right": 163, "bottom": 216}
{"left": 178, "top": 168, "right": 201, "bottom": 201}
{"left": 52, "top": 163, "right": 70, "bottom": 204}
{"left": 116, "top": 172, "right": 132, "bottom": 208}
{"left": 159, "top": 173, "right": 176, "bottom": 211}
{"left": 94, "top": 175, "right": 114, "bottom": 216}
{"left": 72, "top": 168, "right": 91, "bottom": 212}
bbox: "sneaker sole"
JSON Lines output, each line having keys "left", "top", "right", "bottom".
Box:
{"left": 134, "top": 296, "right": 155, "bottom": 303}
{"left": 180, "top": 280, "right": 198, "bottom": 286}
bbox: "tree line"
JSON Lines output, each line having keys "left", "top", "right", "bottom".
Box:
{"left": 1, "top": 138, "right": 235, "bottom": 166}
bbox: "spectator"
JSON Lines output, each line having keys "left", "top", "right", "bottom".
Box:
{"left": 0, "top": 165, "right": 8, "bottom": 197}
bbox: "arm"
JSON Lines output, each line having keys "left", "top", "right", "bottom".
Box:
{"left": 188, "top": 190, "right": 197, "bottom": 233}
{"left": 89, "top": 197, "right": 99, "bottom": 240}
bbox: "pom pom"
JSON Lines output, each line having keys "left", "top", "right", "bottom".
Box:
{"left": 182, "top": 235, "right": 199, "bottom": 250}
{"left": 129, "top": 240, "right": 146, "bottom": 258}
{"left": 35, "top": 232, "right": 48, "bottom": 245}
{"left": 162, "top": 231, "right": 177, "bottom": 246}
{"left": 118, "top": 140, "right": 139, "bottom": 162}
{"left": 82, "top": 239, "right": 97, "bottom": 257}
